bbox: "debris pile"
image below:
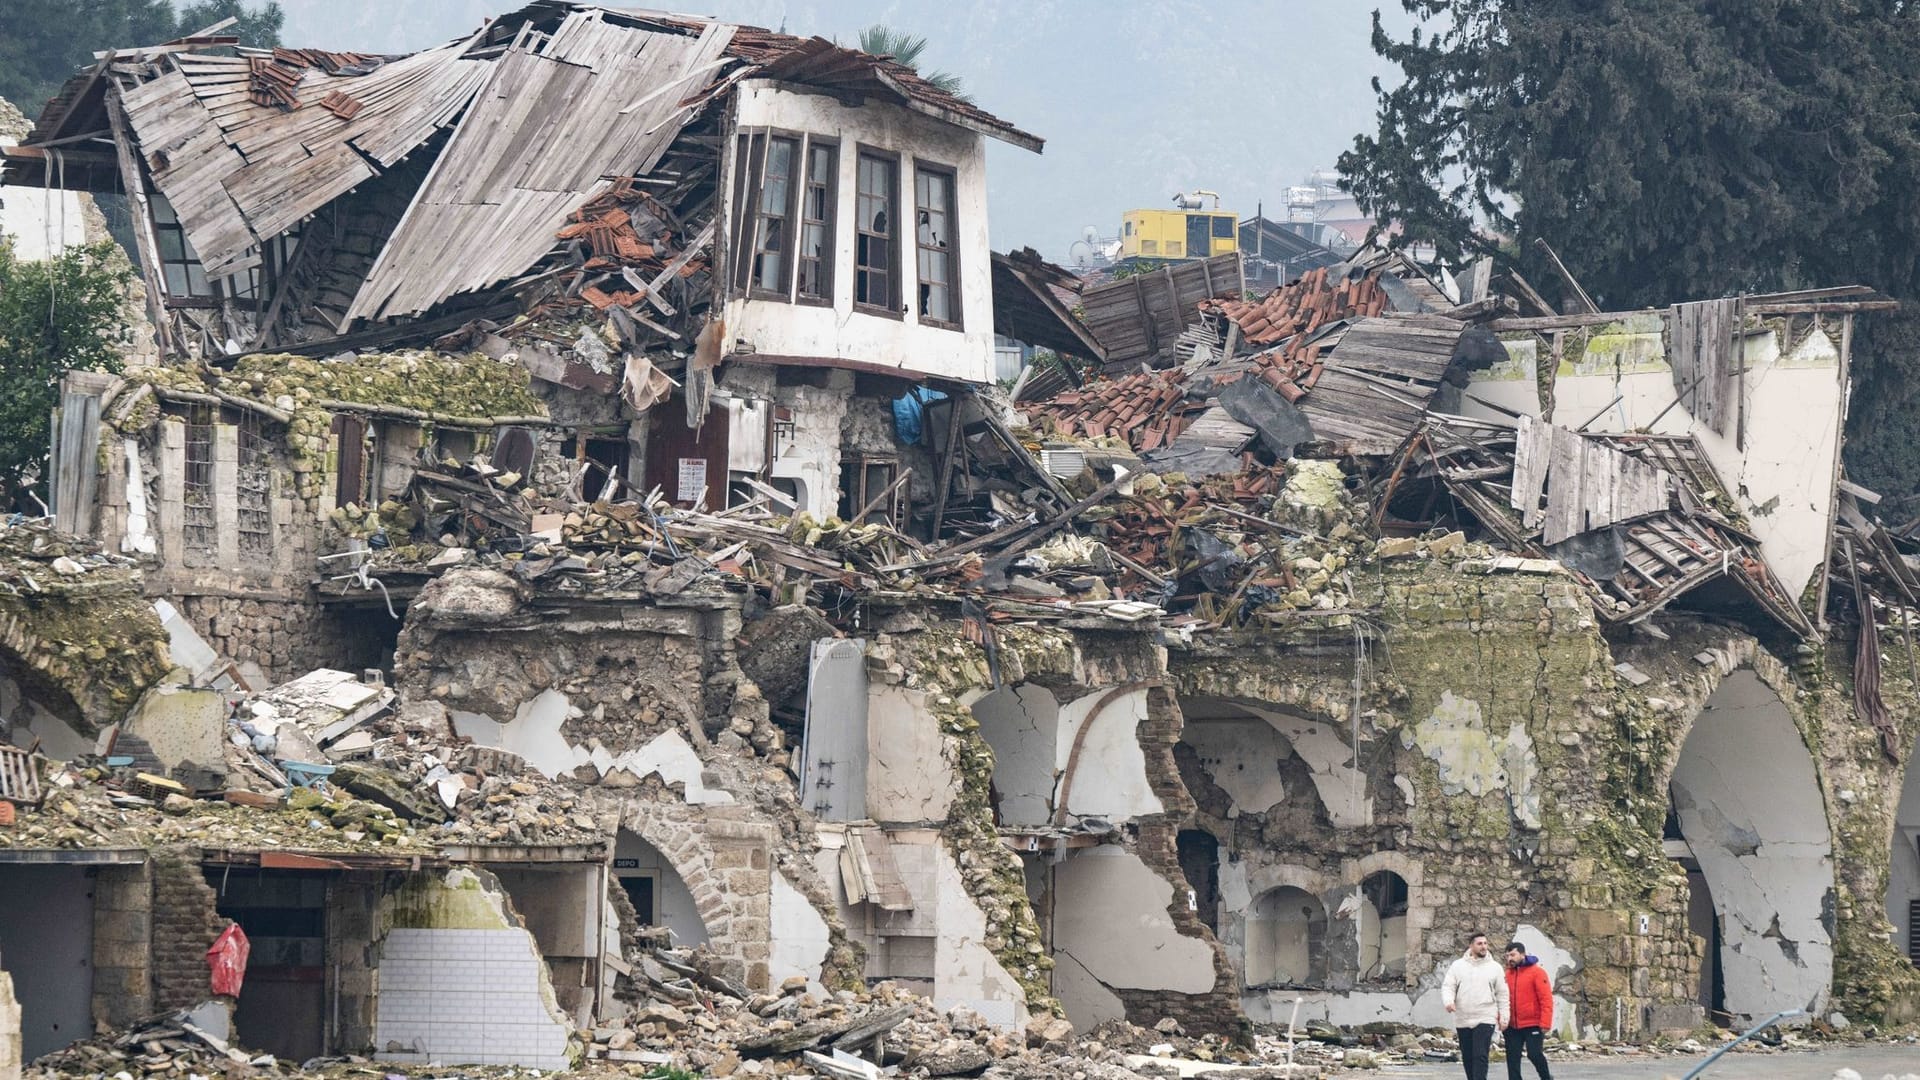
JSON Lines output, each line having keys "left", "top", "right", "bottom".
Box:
{"left": 25, "top": 1006, "right": 292, "bottom": 1079}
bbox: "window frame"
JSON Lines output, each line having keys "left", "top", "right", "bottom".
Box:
{"left": 912, "top": 158, "right": 962, "bottom": 331}
{"left": 731, "top": 128, "right": 804, "bottom": 301}
{"left": 149, "top": 193, "right": 300, "bottom": 311}
{"left": 853, "top": 145, "right": 903, "bottom": 320}
{"left": 794, "top": 135, "right": 839, "bottom": 308}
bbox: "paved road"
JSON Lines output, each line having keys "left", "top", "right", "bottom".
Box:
{"left": 1382, "top": 1044, "right": 1920, "bottom": 1079}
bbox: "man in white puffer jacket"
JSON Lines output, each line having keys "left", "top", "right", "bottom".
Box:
{"left": 1442, "top": 933, "right": 1511, "bottom": 1080}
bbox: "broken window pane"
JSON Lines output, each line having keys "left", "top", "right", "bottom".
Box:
{"left": 750, "top": 136, "right": 797, "bottom": 294}
{"left": 856, "top": 151, "right": 896, "bottom": 310}
{"left": 797, "top": 140, "right": 836, "bottom": 301}
{"left": 915, "top": 166, "right": 957, "bottom": 326}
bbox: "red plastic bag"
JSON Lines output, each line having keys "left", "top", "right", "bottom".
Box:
{"left": 206, "top": 923, "right": 250, "bottom": 998}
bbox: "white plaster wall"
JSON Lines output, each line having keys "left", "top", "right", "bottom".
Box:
{"left": 1463, "top": 319, "right": 1843, "bottom": 599}
{"left": 1052, "top": 846, "right": 1215, "bottom": 1007}
{"left": 1405, "top": 690, "right": 1542, "bottom": 829}
{"left": 866, "top": 685, "right": 957, "bottom": 824}
{"left": 1056, "top": 687, "right": 1161, "bottom": 821}
{"left": 451, "top": 695, "right": 730, "bottom": 801}
{"left": 1356, "top": 908, "right": 1408, "bottom": 980}
{"left": 971, "top": 684, "right": 1060, "bottom": 827}
{"left": 1238, "top": 703, "right": 1372, "bottom": 828}
{"left": 1670, "top": 670, "right": 1833, "bottom": 1023}
{"left": 1888, "top": 751, "right": 1920, "bottom": 961}
{"left": 1180, "top": 716, "right": 1291, "bottom": 816}
{"left": 0, "top": 171, "right": 88, "bottom": 262}
{"left": 769, "top": 872, "right": 831, "bottom": 985}
{"left": 926, "top": 838, "right": 1030, "bottom": 1030}
{"left": 614, "top": 831, "right": 709, "bottom": 948}
{"left": 375, "top": 870, "right": 573, "bottom": 1069}
{"left": 722, "top": 82, "right": 995, "bottom": 384}
{"left": 765, "top": 376, "right": 852, "bottom": 518}
{"left": 972, "top": 684, "right": 1159, "bottom": 826}
{"left": 1247, "top": 887, "right": 1320, "bottom": 986}
{"left": 1241, "top": 922, "right": 1579, "bottom": 1037}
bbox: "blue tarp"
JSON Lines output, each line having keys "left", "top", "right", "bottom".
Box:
{"left": 892, "top": 387, "right": 948, "bottom": 445}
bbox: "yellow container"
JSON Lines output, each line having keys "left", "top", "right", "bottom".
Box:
{"left": 1118, "top": 208, "right": 1239, "bottom": 262}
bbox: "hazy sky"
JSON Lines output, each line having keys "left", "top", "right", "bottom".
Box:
{"left": 279, "top": 1, "right": 1413, "bottom": 262}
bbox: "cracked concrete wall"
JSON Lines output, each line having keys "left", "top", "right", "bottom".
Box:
{"left": 1050, "top": 846, "right": 1216, "bottom": 1029}
{"left": 971, "top": 683, "right": 1161, "bottom": 827}
{"left": 1669, "top": 669, "right": 1835, "bottom": 1023}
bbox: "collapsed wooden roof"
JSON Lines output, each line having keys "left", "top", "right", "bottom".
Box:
{"left": 3, "top": 1, "right": 1041, "bottom": 332}
{"left": 1391, "top": 413, "right": 1815, "bottom": 636}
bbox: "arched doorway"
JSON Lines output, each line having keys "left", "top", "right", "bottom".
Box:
{"left": 613, "top": 830, "right": 708, "bottom": 947}
{"left": 1246, "top": 886, "right": 1327, "bottom": 988}
{"left": 1357, "top": 870, "right": 1410, "bottom": 982}
{"left": 1667, "top": 670, "right": 1833, "bottom": 1024}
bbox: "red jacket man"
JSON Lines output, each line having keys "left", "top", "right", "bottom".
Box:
{"left": 1503, "top": 942, "right": 1554, "bottom": 1080}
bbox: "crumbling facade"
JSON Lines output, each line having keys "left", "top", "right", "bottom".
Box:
{"left": 1, "top": 3, "right": 1919, "bottom": 1076}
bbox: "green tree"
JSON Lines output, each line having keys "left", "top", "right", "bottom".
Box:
{"left": 1338, "top": 2, "right": 1920, "bottom": 500}
{"left": 856, "top": 24, "right": 970, "bottom": 102}
{"left": 0, "top": 0, "right": 282, "bottom": 115}
{"left": 0, "top": 242, "right": 133, "bottom": 507}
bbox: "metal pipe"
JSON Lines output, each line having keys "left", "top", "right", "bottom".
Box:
{"left": 1681, "top": 1009, "right": 1804, "bottom": 1078}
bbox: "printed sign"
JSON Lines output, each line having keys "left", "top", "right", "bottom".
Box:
{"left": 676, "top": 457, "right": 707, "bottom": 502}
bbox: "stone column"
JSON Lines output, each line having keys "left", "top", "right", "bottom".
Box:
{"left": 213, "top": 424, "right": 239, "bottom": 568}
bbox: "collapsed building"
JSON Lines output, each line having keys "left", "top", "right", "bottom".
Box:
{"left": 2, "top": 4, "right": 1920, "bottom": 1075}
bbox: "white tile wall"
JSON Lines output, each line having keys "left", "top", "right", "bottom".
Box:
{"left": 374, "top": 928, "right": 571, "bottom": 1068}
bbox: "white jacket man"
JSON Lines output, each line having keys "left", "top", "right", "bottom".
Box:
{"left": 1443, "top": 938, "right": 1512, "bottom": 1027}
{"left": 1442, "top": 934, "right": 1511, "bottom": 1080}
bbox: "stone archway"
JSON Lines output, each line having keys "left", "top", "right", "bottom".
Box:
{"left": 1667, "top": 668, "right": 1834, "bottom": 1024}
{"left": 1247, "top": 886, "right": 1328, "bottom": 988}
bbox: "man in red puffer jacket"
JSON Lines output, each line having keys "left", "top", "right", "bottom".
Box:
{"left": 1503, "top": 941, "right": 1553, "bottom": 1079}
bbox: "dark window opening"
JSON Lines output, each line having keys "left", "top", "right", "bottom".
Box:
{"left": 562, "top": 433, "right": 631, "bottom": 502}
{"left": 150, "top": 194, "right": 298, "bottom": 308}
{"left": 837, "top": 455, "right": 903, "bottom": 528}
{"left": 855, "top": 150, "right": 899, "bottom": 312}
{"left": 1211, "top": 214, "right": 1235, "bottom": 238}
{"left": 914, "top": 164, "right": 958, "bottom": 327}
{"left": 797, "top": 139, "right": 838, "bottom": 301}
{"left": 1177, "top": 829, "right": 1221, "bottom": 934}
{"left": 1185, "top": 213, "right": 1212, "bottom": 259}
{"left": 621, "top": 875, "right": 657, "bottom": 925}
{"left": 331, "top": 414, "right": 368, "bottom": 507}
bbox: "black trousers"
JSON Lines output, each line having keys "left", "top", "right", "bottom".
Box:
{"left": 1503, "top": 1026, "right": 1551, "bottom": 1080}
{"left": 1456, "top": 1023, "right": 1495, "bottom": 1080}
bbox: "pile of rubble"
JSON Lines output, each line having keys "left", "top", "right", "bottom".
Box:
{"left": 25, "top": 1004, "right": 295, "bottom": 1079}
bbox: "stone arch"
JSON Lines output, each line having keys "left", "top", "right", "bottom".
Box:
{"left": 614, "top": 805, "right": 773, "bottom": 987}
{"left": 613, "top": 827, "right": 710, "bottom": 948}
{"left": 0, "top": 597, "right": 168, "bottom": 744}
{"left": 1346, "top": 850, "right": 1426, "bottom": 984}
{"left": 1665, "top": 666, "right": 1834, "bottom": 1024}
{"left": 1246, "top": 886, "right": 1328, "bottom": 988}
{"left": 1355, "top": 871, "right": 1411, "bottom": 982}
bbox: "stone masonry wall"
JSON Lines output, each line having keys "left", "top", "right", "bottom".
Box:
{"left": 150, "top": 852, "right": 227, "bottom": 1011}
{"left": 91, "top": 862, "right": 155, "bottom": 1031}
